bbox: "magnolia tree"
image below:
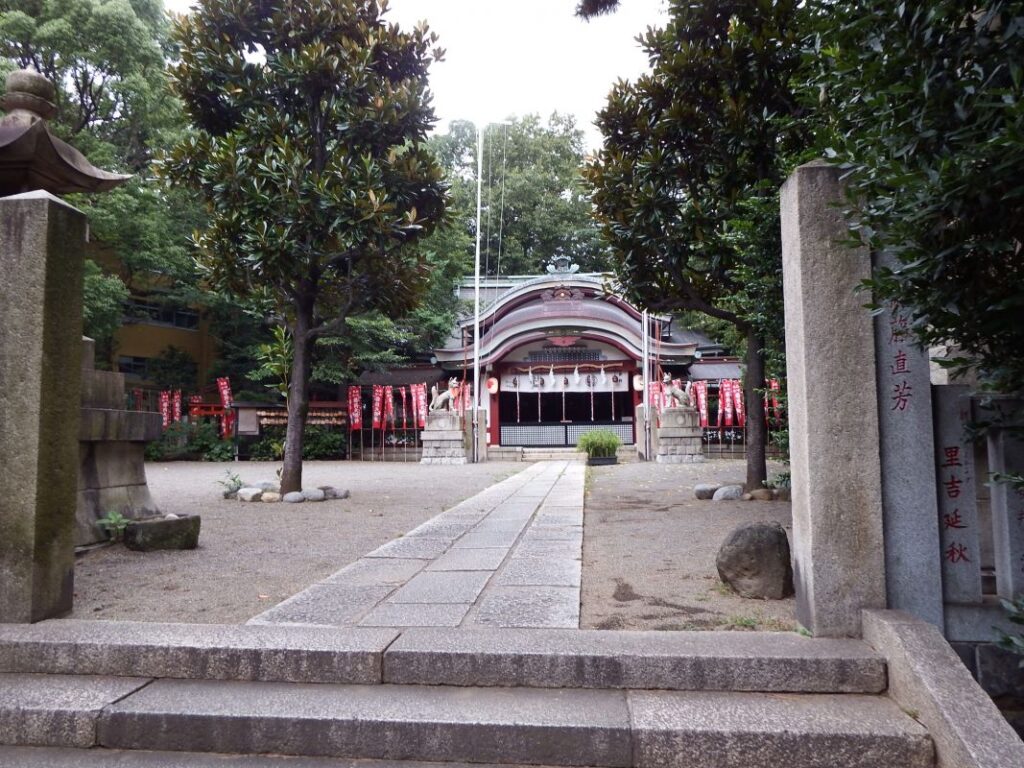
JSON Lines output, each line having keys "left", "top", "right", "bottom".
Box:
{"left": 162, "top": 0, "right": 446, "bottom": 492}
{"left": 583, "top": 0, "right": 809, "bottom": 490}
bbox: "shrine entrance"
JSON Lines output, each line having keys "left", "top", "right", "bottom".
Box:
{"left": 492, "top": 359, "right": 637, "bottom": 447}
{"left": 432, "top": 263, "right": 701, "bottom": 453}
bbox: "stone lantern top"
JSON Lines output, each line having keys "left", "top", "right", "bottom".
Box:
{"left": 0, "top": 69, "right": 131, "bottom": 197}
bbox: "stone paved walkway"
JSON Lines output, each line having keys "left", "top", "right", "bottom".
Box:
{"left": 248, "top": 461, "right": 583, "bottom": 629}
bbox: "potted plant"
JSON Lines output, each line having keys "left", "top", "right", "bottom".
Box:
{"left": 577, "top": 429, "right": 621, "bottom": 466}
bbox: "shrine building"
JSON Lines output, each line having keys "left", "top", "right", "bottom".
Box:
{"left": 432, "top": 258, "right": 735, "bottom": 450}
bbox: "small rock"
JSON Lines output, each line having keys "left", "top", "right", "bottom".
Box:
{"left": 741, "top": 493, "right": 753, "bottom": 501}
{"left": 716, "top": 521, "right": 794, "bottom": 599}
{"left": 237, "top": 487, "right": 263, "bottom": 502}
{"left": 694, "top": 483, "right": 721, "bottom": 500}
{"left": 283, "top": 491, "right": 305, "bottom": 503}
{"left": 261, "top": 492, "right": 281, "bottom": 503}
{"left": 712, "top": 485, "right": 744, "bottom": 501}
{"left": 749, "top": 488, "right": 774, "bottom": 501}
{"left": 301, "top": 488, "right": 326, "bottom": 502}
{"left": 319, "top": 486, "right": 350, "bottom": 500}
{"left": 164, "top": 513, "right": 179, "bottom": 520}
{"left": 256, "top": 481, "right": 281, "bottom": 492}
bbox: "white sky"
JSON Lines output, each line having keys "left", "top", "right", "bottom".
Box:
{"left": 162, "top": 0, "right": 668, "bottom": 150}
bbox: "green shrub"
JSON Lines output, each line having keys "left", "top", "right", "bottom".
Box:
{"left": 247, "top": 425, "right": 345, "bottom": 461}
{"left": 577, "top": 429, "right": 621, "bottom": 458}
{"left": 145, "top": 420, "right": 234, "bottom": 462}
{"left": 96, "top": 510, "right": 130, "bottom": 542}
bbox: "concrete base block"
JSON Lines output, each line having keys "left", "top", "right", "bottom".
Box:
{"left": 863, "top": 609, "right": 1024, "bottom": 767}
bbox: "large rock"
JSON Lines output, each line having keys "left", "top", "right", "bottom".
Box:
{"left": 261, "top": 492, "right": 281, "bottom": 503}
{"left": 712, "top": 485, "right": 744, "bottom": 502}
{"left": 716, "top": 521, "right": 794, "bottom": 599}
{"left": 123, "top": 515, "right": 200, "bottom": 552}
{"left": 283, "top": 492, "right": 305, "bottom": 504}
{"left": 237, "top": 487, "right": 263, "bottom": 502}
{"left": 301, "top": 488, "right": 326, "bottom": 502}
{"left": 749, "top": 488, "right": 774, "bottom": 501}
{"left": 694, "top": 483, "right": 720, "bottom": 500}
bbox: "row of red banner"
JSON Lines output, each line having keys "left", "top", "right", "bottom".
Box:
{"left": 648, "top": 379, "right": 782, "bottom": 428}
{"left": 351, "top": 384, "right": 433, "bottom": 432}
{"left": 157, "top": 377, "right": 234, "bottom": 438}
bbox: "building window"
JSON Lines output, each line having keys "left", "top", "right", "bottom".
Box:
{"left": 123, "top": 298, "right": 199, "bottom": 330}
{"left": 117, "top": 356, "right": 150, "bottom": 380}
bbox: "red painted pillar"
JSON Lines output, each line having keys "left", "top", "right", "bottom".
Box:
{"left": 631, "top": 366, "right": 642, "bottom": 445}
{"left": 489, "top": 369, "right": 501, "bottom": 445}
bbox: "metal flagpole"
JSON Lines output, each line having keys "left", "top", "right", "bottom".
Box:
{"left": 472, "top": 122, "right": 484, "bottom": 463}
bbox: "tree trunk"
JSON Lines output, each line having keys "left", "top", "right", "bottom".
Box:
{"left": 280, "top": 296, "right": 314, "bottom": 494}
{"left": 744, "top": 327, "right": 768, "bottom": 491}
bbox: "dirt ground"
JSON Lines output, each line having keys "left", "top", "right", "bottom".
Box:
{"left": 71, "top": 458, "right": 795, "bottom": 630}
{"left": 581, "top": 459, "right": 796, "bottom": 632}
{"left": 71, "top": 461, "right": 518, "bottom": 623}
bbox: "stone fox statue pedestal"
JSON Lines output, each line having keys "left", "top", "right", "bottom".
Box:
{"left": 655, "top": 407, "right": 705, "bottom": 463}
{"left": 420, "top": 411, "right": 468, "bottom": 465}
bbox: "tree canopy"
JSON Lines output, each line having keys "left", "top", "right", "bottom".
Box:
{"left": 0, "top": 0, "right": 203, "bottom": 361}
{"left": 432, "top": 114, "right": 609, "bottom": 276}
{"left": 584, "top": 0, "right": 810, "bottom": 488}
{"left": 161, "top": 0, "right": 447, "bottom": 492}
{"left": 813, "top": 0, "right": 1024, "bottom": 395}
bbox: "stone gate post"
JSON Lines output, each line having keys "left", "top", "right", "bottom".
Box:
{"left": 0, "top": 191, "right": 87, "bottom": 622}
{"left": 780, "top": 161, "right": 887, "bottom": 637}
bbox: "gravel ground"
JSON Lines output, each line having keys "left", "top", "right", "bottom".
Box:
{"left": 71, "top": 461, "right": 519, "bottom": 623}
{"left": 581, "top": 459, "right": 796, "bottom": 632}
{"left": 71, "top": 458, "right": 795, "bottom": 630}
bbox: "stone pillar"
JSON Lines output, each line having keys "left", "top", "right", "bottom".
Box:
{"left": 780, "top": 161, "right": 886, "bottom": 637}
{"left": 933, "top": 385, "right": 983, "bottom": 604}
{"left": 77, "top": 337, "right": 163, "bottom": 546}
{"left": 873, "top": 252, "right": 944, "bottom": 628}
{"left": 420, "top": 410, "right": 467, "bottom": 465}
{"left": 985, "top": 398, "right": 1024, "bottom": 601}
{"left": 0, "top": 192, "right": 86, "bottom": 623}
{"left": 655, "top": 407, "right": 704, "bottom": 463}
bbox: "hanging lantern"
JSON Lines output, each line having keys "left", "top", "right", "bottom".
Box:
{"left": 486, "top": 377, "right": 499, "bottom": 394}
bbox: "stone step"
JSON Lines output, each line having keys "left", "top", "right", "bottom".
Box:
{"left": 383, "top": 627, "right": 886, "bottom": 693}
{"left": 0, "top": 676, "right": 932, "bottom": 768}
{"left": 0, "top": 622, "right": 886, "bottom": 693}
{"left": 0, "top": 747, "right": 581, "bottom": 767}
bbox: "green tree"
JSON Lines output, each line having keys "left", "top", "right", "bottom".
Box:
{"left": 147, "top": 345, "right": 198, "bottom": 392}
{"left": 813, "top": 1, "right": 1024, "bottom": 396}
{"left": 584, "top": 0, "right": 809, "bottom": 489}
{"left": 436, "top": 115, "right": 609, "bottom": 276}
{"left": 0, "top": 0, "right": 205, "bottom": 354}
{"left": 162, "top": 0, "right": 447, "bottom": 493}
{"left": 82, "top": 259, "right": 130, "bottom": 358}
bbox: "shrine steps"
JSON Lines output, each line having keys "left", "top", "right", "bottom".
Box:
{"left": 0, "top": 621, "right": 936, "bottom": 768}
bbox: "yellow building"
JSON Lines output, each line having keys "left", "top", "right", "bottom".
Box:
{"left": 91, "top": 245, "right": 217, "bottom": 392}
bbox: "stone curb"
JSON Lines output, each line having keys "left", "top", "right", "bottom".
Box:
{"left": 0, "top": 622, "right": 886, "bottom": 693}
{"left": 862, "top": 609, "right": 1024, "bottom": 767}
{"left": 0, "top": 621, "right": 397, "bottom": 684}
{"left": 383, "top": 627, "right": 886, "bottom": 692}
